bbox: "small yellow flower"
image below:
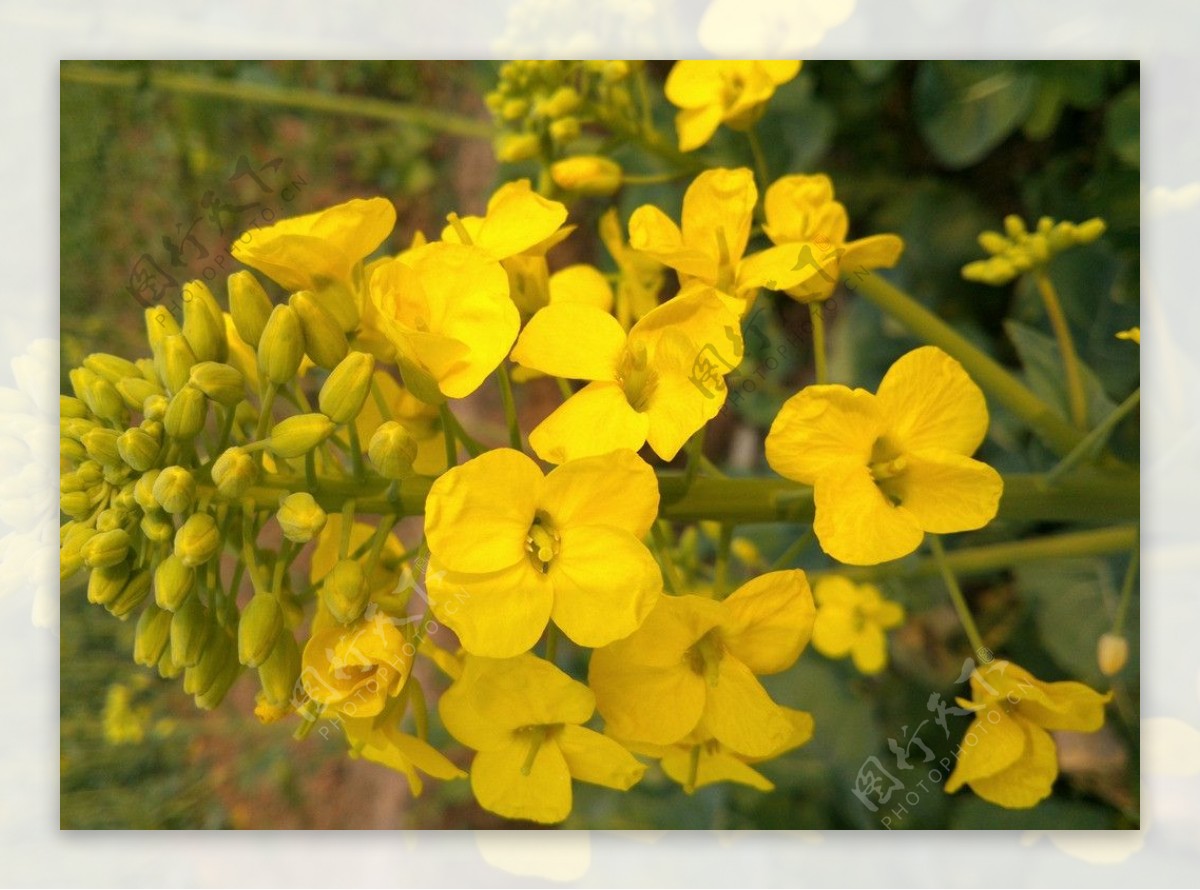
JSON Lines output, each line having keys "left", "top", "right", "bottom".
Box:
{"left": 510, "top": 265, "right": 615, "bottom": 384}
{"left": 766, "top": 346, "right": 1003, "bottom": 566}
{"left": 232, "top": 197, "right": 396, "bottom": 328}
{"left": 342, "top": 715, "right": 465, "bottom": 796}
{"left": 763, "top": 174, "right": 904, "bottom": 303}
{"left": 368, "top": 241, "right": 519, "bottom": 402}
{"left": 550, "top": 155, "right": 623, "bottom": 196}
{"left": 811, "top": 576, "right": 905, "bottom": 674}
{"left": 629, "top": 168, "right": 828, "bottom": 312}
{"left": 665, "top": 60, "right": 801, "bottom": 152}
{"left": 352, "top": 369, "right": 447, "bottom": 477}
{"left": 424, "top": 448, "right": 662, "bottom": 656}
{"left": 599, "top": 208, "right": 664, "bottom": 327}
{"left": 1116, "top": 327, "right": 1140, "bottom": 345}
{"left": 440, "top": 653, "right": 645, "bottom": 824}
{"left": 300, "top": 610, "right": 412, "bottom": 718}
{"left": 623, "top": 707, "right": 814, "bottom": 793}
{"left": 945, "top": 660, "right": 1112, "bottom": 809}
{"left": 512, "top": 282, "right": 743, "bottom": 463}
{"left": 588, "top": 570, "right": 815, "bottom": 757}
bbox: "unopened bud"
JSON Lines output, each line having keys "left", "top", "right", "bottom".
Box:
{"left": 548, "top": 116, "right": 581, "bottom": 144}
{"left": 60, "top": 439, "right": 86, "bottom": 465}
{"left": 82, "top": 428, "right": 122, "bottom": 467}
{"left": 977, "top": 231, "right": 1009, "bottom": 255}
{"left": 81, "top": 528, "right": 130, "bottom": 569}
{"left": 134, "top": 470, "right": 161, "bottom": 511}
{"left": 116, "top": 376, "right": 162, "bottom": 411}
{"left": 83, "top": 352, "right": 141, "bottom": 384}
{"left": 95, "top": 508, "right": 124, "bottom": 533}
{"left": 174, "top": 512, "right": 221, "bottom": 567}
{"left": 258, "top": 304, "right": 305, "bottom": 385}
{"left": 289, "top": 291, "right": 349, "bottom": 370}
{"left": 143, "top": 393, "right": 169, "bottom": 422}
{"left": 551, "top": 156, "right": 623, "bottom": 196}
{"left": 107, "top": 568, "right": 152, "bottom": 619}
{"left": 541, "top": 86, "right": 581, "bottom": 118}
{"left": 140, "top": 510, "right": 176, "bottom": 544}
{"left": 189, "top": 361, "right": 246, "bottom": 407}
{"left": 61, "top": 395, "right": 89, "bottom": 419}
{"left": 170, "top": 592, "right": 212, "bottom": 668}
{"left": 117, "top": 427, "right": 160, "bottom": 472}
{"left": 1074, "top": 218, "right": 1106, "bottom": 244}
{"left": 134, "top": 602, "right": 173, "bottom": 667}
{"left": 154, "top": 553, "right": 196, "bottom": 612}
{"left": 368, "top": 421, "right": 418, "bottom": 479}
{"left": 211, "top": 446, "right": 257, "bottom": 499}
{"left": 157, "top": 334, "right": 198, "bottom": 396}
{"left": 88, "top": 561, "right": 130, "bottom": 606}
{"left": 496, "top": 132, "right": 541, "bottom": 163}
{"left": 319, "top": 351, "right": 375, "bottom": 424}
{"left": 323, "top": 559, "right": 370, "bottom": 624}
{"left": 268, "top": 413, "right": 335, "bottom": 459}
{"left": 1003, "top": 214, "right": 1027, "bottom": 240}
{"left": 238, "top": 593, "right": 283, "bottom": 667}
{"left": 1097, "top": 633, "right": 1129, "bottom": 676}
{"left": 146, "top": 306, "right": 181, "bottom": 356}
{"left": 75, "top": 369, "right": 126, "bottom": 422}
{"left": 163, "top": 386, "right": 209, "bottom": 441}
{"left": 153, "top": 465, "right": 196, "bottom": 514}
{"left": 276, "top": 492, "right": 326, "bottom": 543}
{"left": 182, "top": 280, "right": 228, "bottom": 363}
{"left": 157, "top": 646, "right": 183, "bottom": 680}
{"left": 195, "top": 647, "right": 240, "bottom": 710}
{"left": 228, "top": 270, "right": 274, "bottom": 348}
{"left": 185, "top": 627, "right": 233, "bottom": 698}
{"left": 258, "top": 632, "right": 301, "bottom": 708}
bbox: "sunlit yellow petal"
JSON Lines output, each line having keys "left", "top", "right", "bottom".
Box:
{"left": 720, "top": 569, "right": 815, "bottom": 675}
{"left": 540, "top": 448, "right": 659, "bottom": 539}
{"left": 528, "top": 381, "right": 649, "bottom": 464}
{"left": 766, "top": 385, "right": 883, "bottom": 485}
{"left": 886, "top": 449, "right": 1003, "bottom": 535}
{"left": 965, "top": 720, "right": 1058, "bottom": 809}
{"left": 1015, "top": 678, "right": 1113, "bottom": 733}
{"left": 850, "top": 623, "right": 888, "bottom": 675}
{"left": 556, "top": 724, "right": 645, "bottom": 790}
{"left": 660, "top": 746, "right": 775, "bottom": 792}
{"left": 473, "top": 180, "right": 569, "bottom": 260}
{"left": 549, "top": 264, "right": 615, "bottom": 312}
{"left": 875, "top": 345, "right": 989, "bottom": 456}
{"left": 812, "top": 575, "right": 860, "bottom": 609}
{"left": 664, "top": 60, "right": 726, "bottom": 108}
{"left": 945, "top": 708, "right": 1027, "bottom": 792}
{"left": 840, "top": 234, "right": 905, "bottom": 272}
{"left": 811, "top": 602, "right": 858, "bottom": 659}
{"left": 628, "top": 205, "right": 714, "bottom": 278}
{"left": 701, "top": 656, "right": 795, "bottom": 758}
{"left": 511, "top": 302, "right": 626, "bottom": 381}
{"left": 674, "top": 105, "right": 726, "bottom": 152}
{"left": 680, "top": 167, "right": 756, "bottom": 269}
{"left": 813, "top": 465, "right": 925, "bottom": 565}
{"left": 426, "top": 558, "right": 553, "bottom": 658}
{"left": 471, "top": 739, "right": 573, "bottom": 824}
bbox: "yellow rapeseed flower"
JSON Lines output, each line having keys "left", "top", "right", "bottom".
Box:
{"left": 440, "top": 653, "right": 645, "bottom": 824}
{"left": 512, "top": 282, "right": 743, "bottom": 463}
{"left": 599, "top": 208, "right": 664, "bottom": 328}
{"left": 766, "top": 346, "right": 1003, "bottom": 566}
{"left": 342, "top": 715, "right": 465, "bottom": 796}
{"left": 811, "top": 576, "right": 905, "bottom": 674}
{"left": 1116, "top": 326, "right": 1140, "bottom": 345}
{"left": 368, "top": 241, "right": 519, "bottom": 402}
{"left": 232, "top": 197, "right": 396, "bottom": 329}
{"left": 424, "top": 448, "right": 662, "bottom": 656}
{"left": 588, "top": 570, "right": 815, "bottom": 757}
{"left": 945, "top": 660, "right": 1112, "bottom": 809}
{"left": 763, "top": 174, "right": 904, "bottom": 303}
{"left": 665, "top": 61, "right": 801, "bottom": 152}
{"left": 300, "top": 610, "right": 411, "bottom": 718}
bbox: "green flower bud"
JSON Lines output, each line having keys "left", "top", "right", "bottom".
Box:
{"left": 117, "top": 427, "right": 160, "bottom": 473}
{"left": 189, "top": 361, "right": 246, "bottom": 407}
{"left": 59, "top": 488, "right": 94, "bottom": 519}
{"left": 145, "top": 306, "right": 181, "bottom": 356}
{"left": 602, "top": 60, "right": 632, "bottom": 82}
{"left": 77, "top": 461, "right": 104, "bottom": 484}
{"left": 82, "top": 429, "right": 122, "bottom": 469}
{"left": 174, "top": 512, "right": 221, "bottom": 567}
{"left": 170, "top": 592, "right": 212, "bottom": 668}
{"left": 550, "top": 156, "right": 623, "bottom": 196}
{"left": 290, "top": 291, "right": 349, "bottom": 370}
{"left": 61, "top": 395, "right": 89, "bottom": 419}
{"left": 82, "top": 528, "right": 130, "bottom": 568}
{"left": 75, "top": 369, "right": 127, "bottom": 422}
{"left": 61, "top": 416, "right": 96, "bottom": 441}
{"left": 134, "top": 602, "right": 173, "bottom": 667}
{"left": 107, "top": 568, "right": 152, "bottom": 620}
{"left": 102, "top": 462, "right": 133, "bottom": 487}
{"left": 238, "top": 593, "right": 283, "bottom": 667}
{"left": 116, "top": 376, "right": 163, "bottom": 411}
{"left": 153, "top": 465, "right": 196, "bottom": 514}
{"left": 1074, "top": 217, "right": 1106, "bottom": 244}
{"left": 496, "top": 132, "right": 541, "bottom": 163}
{"left": 977, "top": 231, "right": 1009, "bottom": 255}
{"left": 61, "top": 438, "right": 86, "bottom": 464}
{"left": 258, "top": 632, "right": 301, "bottom": 708}
{"left": 319, "top": 351, "right": 376, "bottom": 424}
{"left": 140, "top": 510, "right": 176, "bottom": 544}
{"left": 276, "top": 492, "right": 327, "bottom": 543}
{"left": 184, "top": 626, "right": 233, "bottom": 697}
{"left": 268, "top": 413, "right": 335, "bottom": 459}
{"left": 134, "top": 470, "right": 161, "bottom": 511}
{"left": 1003, "top": 214, "right": 1027, "bottom": 240}
{"left": 228, "top": 270, "right": 274, "bottom": 348}
{"left": 95, "top": 508, "right": 125, "bottom": 533}
{"left": 154, "top": 553, "right": 195, "bottom": 612}
{"left": 1036, "top": 216, "right": 1054, "bottom": 235}
{"left": 368, "top": 421, "right": 418, "bottom": 479}
{"left": 258, "top": 304, "right": 305, "bottom": 386}
{"left": 195, "top": 654, "right": 241, "bottom": 710}
{"left": 541, "top": 85, "right": 581, "bottom": 118}
{"left": 60, "top": 524, "right": 95, "bottom": 580}
{"left": 157, "top": 334, "right": 198, "bottom": 396}
{"left": 182, "top": 280, "right": 229, "bottom": 363}
{"left": 323, "top": 559, "right": 370, "bottom": 625}
{"left": 211, "top": 446, "right": 257, "bottom": 500}
{"left": 143, "top": 393, "right": 169, "bottom": 421}
{"left": 163, "top": 385, "right": 209, "bottom": 441}
{"left": 136, "top": 358, "right": 159, "bottom": 382}
{"left": 88, "top": 561, "right": 131, "bottom": 606}
{"left": 83, "top": 352, "right": 141, "bottom": 384}
{"left": 60, "top": 472, "right": 86, "bottom": 495}
{"left": 112, "top": 482, "right": 138, "bottom": 513}
{"left": 157, "top": 645, "right": 183, "bottom": 680}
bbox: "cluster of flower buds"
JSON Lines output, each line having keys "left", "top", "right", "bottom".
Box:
{"left": 60, "top": 272, "right": 423, "bottom": 716}
{"left": 485, "top": 60, "right": 640, "bottom": 164}
{"left": 962, "top": 215, "right": 1107, "bottom": 285}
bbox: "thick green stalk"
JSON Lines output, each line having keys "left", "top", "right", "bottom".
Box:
{"left": 851, "top": 271, "right": 1088, "bottom": 458}
{"left": 1033, "top": 269, "right": 1088, "bottom": 429}
{"left": 929, "top": 535, "right": 989, "bottom": 659}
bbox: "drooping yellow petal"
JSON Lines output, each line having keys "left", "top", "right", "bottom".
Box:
{"left": 886, "top": 449, "right": 1003, "bottom": 534}
{"left": 812, "top": 574, "right": 859, "bottom": 609}
{"left": 628, "top": 205, "right": 714, "bottom": 279}
{"left": 548, "top": 525, "right": 661, "bottom": 648}
{"left": 811, "top": 601, "right": 858, "bottom": 659}
{"left": 762, "top": 174, "right": 846, "bottom": 245}
{"left": 471, "top": 739, "right": 573, "bottom": 824}
{"left": 468, "top": 180, "right": 569, "bottom": 260}
{"left": 719, "top": 569, "right": 815, "bottom": 675}
{"left": 660, "top": 745, "right": 775, "bottom": 792}
{"left": 674, "top": 105, "right": 727, "bottom": 153}
{"left": 964, "top": 720, "right": 1059, "bottom": 809}
{"left": 540, "top": 448, "right": 659, "bottom": 540}
{"left": 944, "top": 708, "right": 1028, "bottom": 792}
{"left": 840, "top": 234, "right": 905, "bottom": 273}
{"left": 812, "top": 465, "right": 925, "bottom": 565}
{"left": 355, "top": 723, "right": 466, "bottom": 795}
{"left": 556, "top": 724, "right": 645, "bottom": 791}
{"left": 425, "top": 448, "right": 543, "bottom": 574}
{"left": 700, "top": 656, "right": 795, "bottom": 758}
{"left": 765, "top": 385, "right": 883, "bottom": 485}
{"left": 664, "top": 60, "right": 726, "bottom": 109}
{"left": 426, "top": 558, "right": 554, "bottom": 659}
{"left": 528, "top": 381, "right": 649, "bottom": 465}
{"left": 511, "top": 302, "right": 626, "bottom": 382}
{"left": 1014, "top": 678, "right": 1113, "bottom": 733}
{"left": 680, "top": 167, "right": 757, "bottom": 271}
{"left": 875, "top": 345, "right": 990, "bottom": 457}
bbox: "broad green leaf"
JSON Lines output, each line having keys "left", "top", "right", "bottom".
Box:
{"left": 915, "top": 61, "right": 1038, "bottom": 168}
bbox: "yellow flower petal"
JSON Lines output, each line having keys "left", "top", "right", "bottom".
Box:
{"left": 540, "top": 448, "right": 659, "bottom": 540}
{"left": 887, "top": 449, "right": 1003, "bottom": 534}
{"left": 549, "top": 525, "right": 661, "bottom": 648}
{"left": 425, "top": 448, "right": 543, "bottom": 574}
{"left": 664, "top": 60, "right": 726, "bottom": 109}
{"left": 471, "top": 739, "right": 573, "bottom": 824}
{"left": 528, "top": 381, "right": 649, "bottom": 464}
{"left": 945, "top": 708, "right": 1028, "bottom": 792}
{"left": 549, "top": 264, "right": 615, "bottom": 312}
{"left": 766, "top": 385, "right": 883, "bottom": 485}
{"left": 873, "top": 599, "right": 906, "bottom": 629}
{"left": 511, "top": 302, "right": 626, "bottom": 381}
{"left": 628, "top": 205, "right": 714, "bottom": 279}
{"left": 427, "top": 558, "right": 554, "bottom": 658}
{"left": 473, "top": 180, "right": 569, "bottom": 260}
{"left": 680, "top": 167, "right": 757, "bottom": 271}
{"left": 850, "top": 623, "right": 888, "bottom": 675}
{"left": 813, "top": 465, "right": 925, "bottom": 565}
{"left": 700, "top": 655, "right": 795, "bottom": 758}
{"left": 720, "top": 569, "right": 815, "bottom": 675}
{"left": 813, "top": 574, "right": 859, "bottom": 609}
{"left": 965, "top": 720, "right": 1058, "bottom": 809}
{"left": 840, "top": 234, "right": 905, "bottom": 273}
{"left": 556, "top": 724, "right": 645, "bottom": 791}
{"left": 811, "top": 601, "right": 858, "bottom": 659}
{"left": 762, "top": 174, "right": 846, "bottom": 245}
{"left": 874, "top": 346, "right": 989, "bottom": 456}
{"left": 356, "top": 724, "right": 466, "bottom": 796}
{"left": 661, "top": 745, "right": 775, "bottom": 792}
{"left": 674, "top": 104, "right": 727, "bottom": 153}
{"left": 1013, "top": 677, "right": 1113, "bottom": 733}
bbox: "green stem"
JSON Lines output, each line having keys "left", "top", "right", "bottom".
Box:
{"left": 544, "top": 624, "right": 559, "bottom": 664}
{"left": 1033, "top": 269, "right": 1088, "bottom": 429}
{"left": 440, "top": 407, "right": 485, "bottom": 457}
{"left": 768, "top": 528, "right": 815, "bottom": 572}
{"left": 1045, "top": 389, "right": 1140, "bottom": 486}
{"left": 746, "top": 126, "right": 771, "bottom": 196}
{"left": 622, "top": 171, "right": 688, "bottom": 185}
{"left": 253, "top": 382, "right": 278, "bottom": 446}
{"left": 555, "top": 377, "right": 574, "bottom": 401}
{"left": 651, "top": 523, "right": 687, "bottom": 594}
{"left": 339, "top": 499, "right": 356, "bottom": 560}
{"left": 496, "top": 364, "right": 523, "bottom": 452}
{"left": 438, "top": 404, "right": 458, "bottom": 469}
{"left": 808, "top": 302, "right": 828, "bottom": 384}
{"left": 683, "top": 429, "right": 706, "bottom": 490}
{"left": 347, "top": 421, "right": 365, "bottom": 483}
{"left": 1112, "top": 540, "right": 1139, "bottom": 636}
{"left": 929, "top": 535, "right": 989, "bottom": 660}
{"left": 60, "top": 63, "right": 494, "bottom": 139}
{"left": 409, "top": 679, "right": 429, "bottom": 742}
{"left": 851, "top": 271, "right": 1088, "bottom": 458}
{"left": 714, "top": 523, "right": 734, "bottom": 598}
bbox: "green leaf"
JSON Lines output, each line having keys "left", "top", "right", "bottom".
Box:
{"left": 1004, "top": 319, "right": 1117, "bottom": 428}
{"left": 914, "top": 61, "right": 1038, "bottom": 168}
{"left": 950, "top": 794, "right": 1115, "bottom": 829}
{"left": 1105, "top": 85, "right": 1140, "bottom": 167}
